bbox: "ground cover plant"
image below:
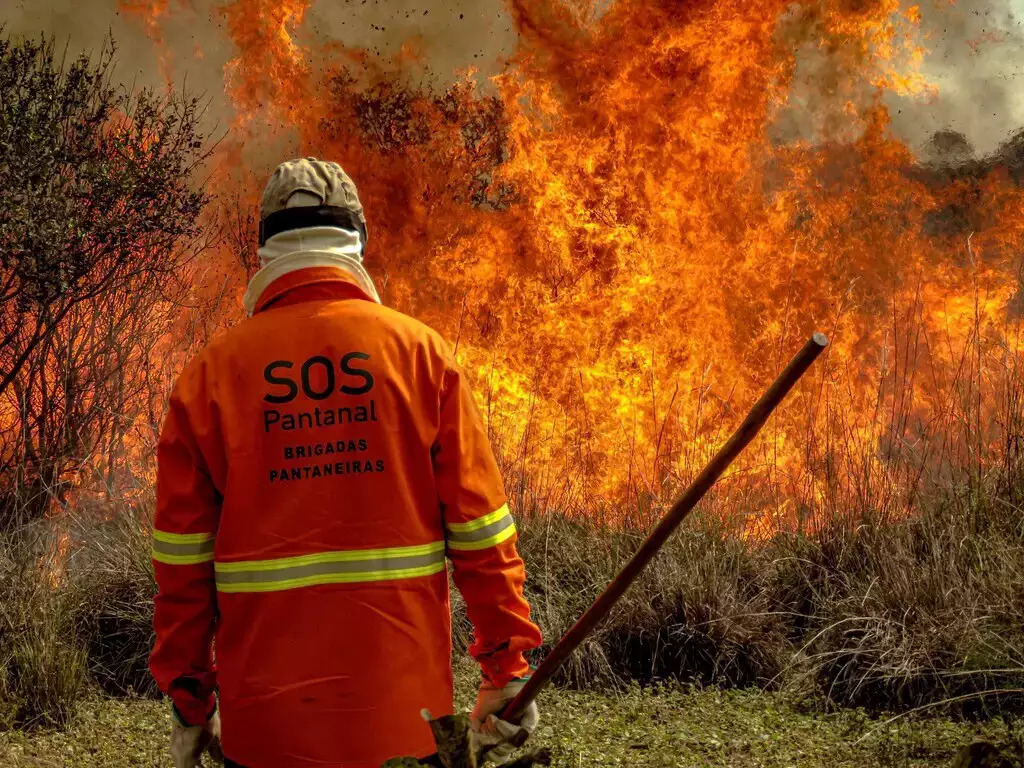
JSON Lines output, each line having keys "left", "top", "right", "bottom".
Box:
{"left": 3, "top": 662, "right": 1024, "bottom": 767}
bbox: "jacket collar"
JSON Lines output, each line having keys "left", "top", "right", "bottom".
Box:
{"left": 241, "top": 227, "right": 381, "bottom": 315}
{"left": 251, "top": 266, "right": 376, "bottom": 315}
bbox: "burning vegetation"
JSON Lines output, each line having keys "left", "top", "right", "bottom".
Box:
{"left": 142, "top": 0, "right": 1024, "bottom": 532}
{"left": 2, "top": 1, "right": 1021, "bottom": 533}
{"left": 1, "top": 0, "right": 1024, "bottom": 748}
{"left": 0, "top": 35, "right": 212, "bottom": 531}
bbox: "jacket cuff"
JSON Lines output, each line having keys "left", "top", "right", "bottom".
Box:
{"left": 171, "top": 695, "right": 217, "bottom": 727}
{"left": 481, "top": 654, "right": 533, "bottom": 688}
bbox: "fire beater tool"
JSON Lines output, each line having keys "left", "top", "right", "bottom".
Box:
{"left": 384, "top": 332, "right": 829, "bottom": 768}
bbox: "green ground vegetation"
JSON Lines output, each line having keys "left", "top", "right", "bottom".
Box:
{"left": 1, "top": 675, "right": 1022, "bottom": 767}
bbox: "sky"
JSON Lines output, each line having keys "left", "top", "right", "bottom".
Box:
{"left": 2, "top": 0, "right": 1024, "bottom": 157}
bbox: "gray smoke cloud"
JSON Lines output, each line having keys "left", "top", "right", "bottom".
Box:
{"left": 2, "top": 0, "right": 1023, "bottom": 159}
{"left": 302, "top": 0, "right": 517, "bottom": 81}
{"left": 2, "top": 0, "right": 169, "bottom": 89}
{"left": 887, "top": 0, "right": 1024, "bottom": 157}
{"left": 0, "top": 0, "right": 516, "bottom": 136}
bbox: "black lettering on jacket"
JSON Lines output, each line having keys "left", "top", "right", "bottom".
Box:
{"left": 301, "top": 356, "right": 335, "bottom": 400}
{"left": 264, "top": 361, "right": 298, "bottom": 404}
{"left": 340, "top": 352, "right": 374, "bottom": 395}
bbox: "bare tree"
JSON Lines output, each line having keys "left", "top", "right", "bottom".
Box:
{"left": 0, "top": 34, "right": 213, "bottom": 528}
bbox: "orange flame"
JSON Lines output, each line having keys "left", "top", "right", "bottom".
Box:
{"left": 118, "top": 0, "right": 174, "bottom": 83}
{"left": 109, "top": 0, "right": 1024, "bottom": 532}
{"left": 44, "top": 529, "right": 73, "bottom": 589}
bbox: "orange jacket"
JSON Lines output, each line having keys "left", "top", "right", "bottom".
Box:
{"left": 149, "top": 267, "right": 542, "bottom": 768}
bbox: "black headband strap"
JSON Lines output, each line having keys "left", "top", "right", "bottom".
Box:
{"left": 258, "top": 205, "right": 367, "bottom": 247}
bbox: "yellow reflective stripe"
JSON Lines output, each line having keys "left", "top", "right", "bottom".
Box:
{"left": 152, "top": 530, "right": 215, "bottom": 566}
{"left": 215, "top": 542, "right": 447, "bottom": 593}
{"left": 152, "top": 550, "right": 215, "bottom": 565}
{"left": 446, "top": 504, "right": 516, "bottom": 551}
{"left": 214, "top": 541, "right": 446, "bottom": 574}
{"left": 153, "top": 530, "right": 215, "bottom": 545}
{"left": 216, "top": 562, "right": 446, "bottom": 593}
{"left": 447, "top": 522, "right": 517, "bottom": 552}
{"left": 446, "top": 504, "right": 510, "bottom": 533}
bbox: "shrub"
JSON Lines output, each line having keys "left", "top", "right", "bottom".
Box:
{"left": 0, "top": 32, "right": 212, "bottom": 531}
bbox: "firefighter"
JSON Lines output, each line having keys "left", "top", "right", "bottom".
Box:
{"left": 149, "top": 158, "right": 543, "bottom": 768}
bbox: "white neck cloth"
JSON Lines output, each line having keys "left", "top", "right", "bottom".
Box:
{"left": 242, "top": 226, "right": 381, "bottom": 315}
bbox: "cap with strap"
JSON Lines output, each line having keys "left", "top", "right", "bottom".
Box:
{"left": 259, "top": 157, "right": 368, "bottom": 250}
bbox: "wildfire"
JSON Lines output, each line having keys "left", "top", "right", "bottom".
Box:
{"left": 117, "top": 0, "right": 174, "bottom": 82}
{"left": 115, "top": 0, "right": 1023, "bottom": 531}
{"left": 44, "top": 529, "right": 73, "bottom": 589}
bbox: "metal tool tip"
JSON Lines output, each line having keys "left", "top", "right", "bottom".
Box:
{"left": 811, "top": 332, "right": 829, "bottom": 347}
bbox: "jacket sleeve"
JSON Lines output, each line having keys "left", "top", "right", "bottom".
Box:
{"left": 433, "top": 350, "right": 543, "bottom": 687}
{"left": 149, "top": 375, "right": 220, "bottom": 726}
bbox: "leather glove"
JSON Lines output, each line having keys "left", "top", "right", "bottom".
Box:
{"left": 170, "top": 705, "right": 224, "bottom": 768}
{"left": 469, "top": 678, "right": 539, "bottom": 765}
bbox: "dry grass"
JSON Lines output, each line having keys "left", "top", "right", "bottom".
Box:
{"left": 64, "top": 510, "right": 160, "bottom": 698}
{"left": 778, "top": 507, "right": 1024, "bottom": 714}
{"left": 0, "top": 527, "right": 87, "bottom": 728}
{"left": 469, "top": 481, "right": 1024, "bottom": 715}
{"left": 1, "top": 470, "right": 1022, "bottom": 730}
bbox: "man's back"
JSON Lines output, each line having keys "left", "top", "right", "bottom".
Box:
{"left": 151, "top": 272, "right": 540, "bottom": 767}
{"left": 204, "top": 278, "right": 452, "bottom": 566}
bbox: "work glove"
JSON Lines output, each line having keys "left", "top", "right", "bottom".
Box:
{"left": 469, "top": 678, "right": 539, "bottom": 765}
{"left": 170, "top": 705, "right": 224, "bottom": 768}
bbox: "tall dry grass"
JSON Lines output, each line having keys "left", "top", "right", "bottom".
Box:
{"left": 471, "top": 462, "right": 1024, "bottom": 715}
{"left": 0, "top": 524, "right": 86, "bottom": 728}
{"left": 0, "top": 472, "right": 1021, "bottom": 729}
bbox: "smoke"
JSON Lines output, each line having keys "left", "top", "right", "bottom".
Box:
{"left": 0, "top": 0, "right": 516, "bottom": 135}
{"left": 887, "top": 0, "right": 1024, "bottom": 157}
{"left": 3, "top": 1, "right": 1024, "bottom": 158}
{"left": 769, "top": 0, "right": 1024, "bottom": 158}
{"left": 301, "top": 0, "right": 517, "bottom": 82}
{"left": 0, "top": 0, "right": 240, "bottom": 141}
{"left": 1, "top": 0, "right": 170, "bottom": 89}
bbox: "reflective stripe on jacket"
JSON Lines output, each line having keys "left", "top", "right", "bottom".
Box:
{"left": 149, "top": 267, "right": 542, "bottom": 768}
